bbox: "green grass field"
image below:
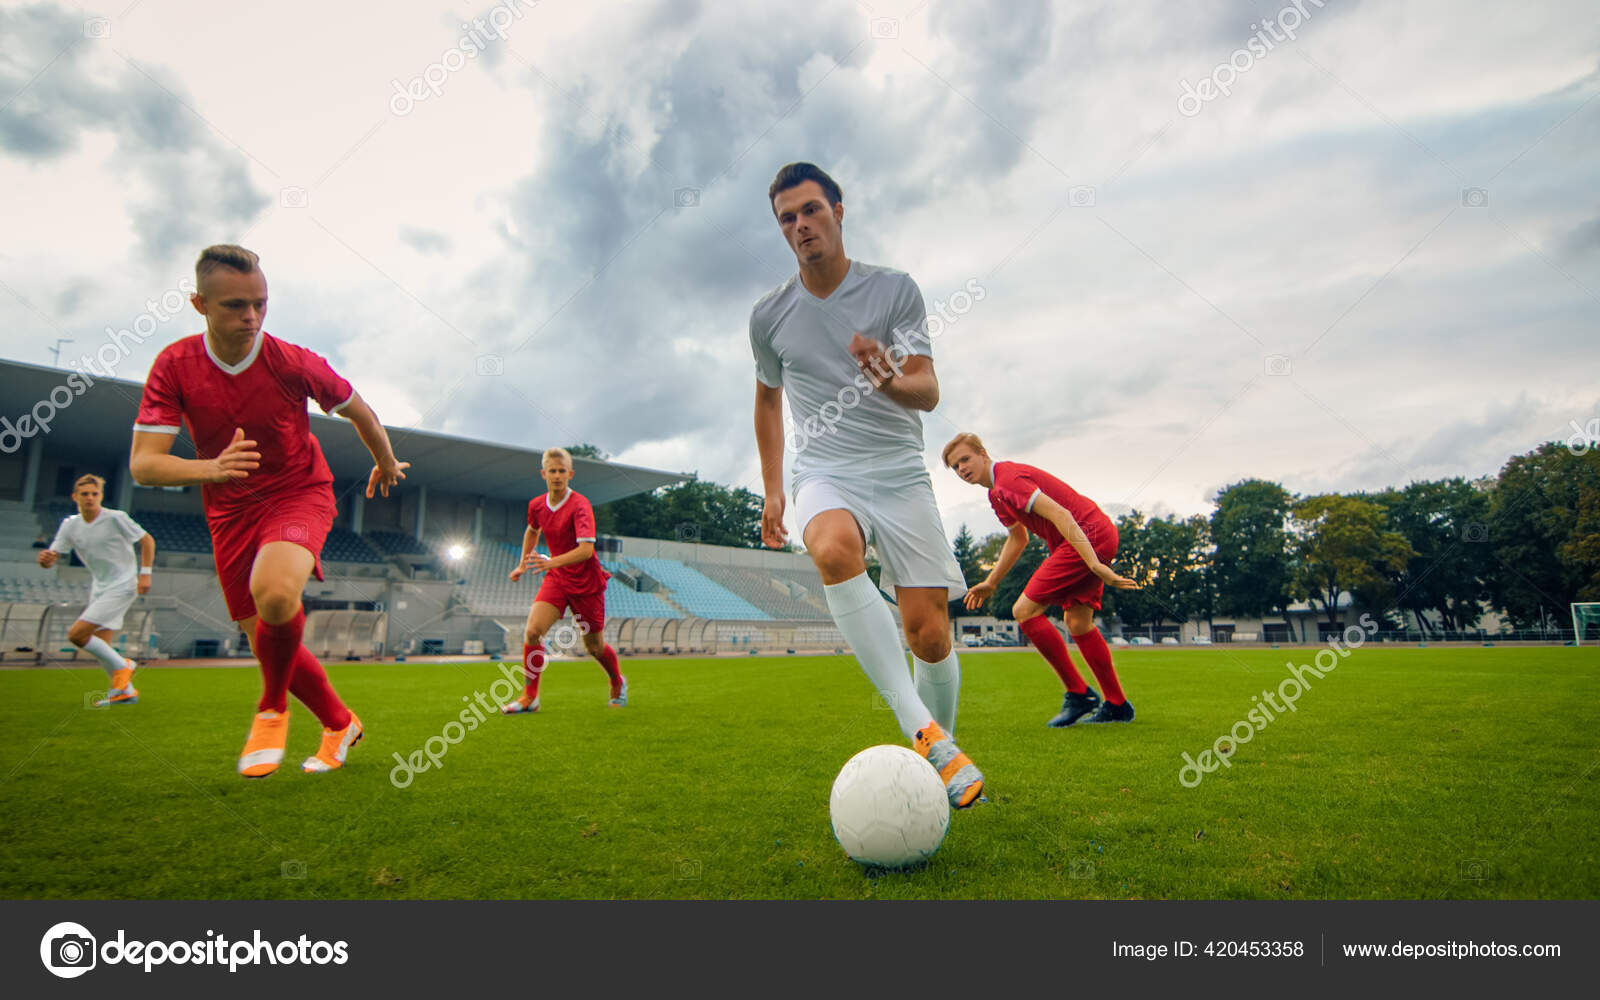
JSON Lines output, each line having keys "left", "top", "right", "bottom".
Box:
{"left": 2, "top": 646, "right": 1596, "bottom": 899}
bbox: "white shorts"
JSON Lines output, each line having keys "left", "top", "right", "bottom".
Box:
{"left": 794, "top": 472, "right": 968, "bottom": 599}
{"left": 80, "top": 585, "right": 137, "bottom": 631}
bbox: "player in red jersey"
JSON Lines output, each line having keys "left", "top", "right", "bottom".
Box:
{"left": 500, "top": 447, "right": 627, "bottom": 714}
{"left": 943, "top": 433, "right": 1141, "bottom": 727}
{"left": 129, "top": 245, "right": 409, "bottom": 777}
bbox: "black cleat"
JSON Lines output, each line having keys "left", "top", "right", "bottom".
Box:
{"left": 1047, "top": 687, "right": 1102, "bottom": 728}
{"left": 1080, "top": 699, "right": 1135, "bottom": 724}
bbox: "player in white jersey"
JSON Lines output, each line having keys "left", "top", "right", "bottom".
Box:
{"left": 750, "top": 162, "right": 982, "bottom": 809}
{"left": 37, "top": 475, "right": 155, "bottom": 705}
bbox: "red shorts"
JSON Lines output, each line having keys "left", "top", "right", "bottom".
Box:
{"left": 534, "top": 579, "right": 607, "bottom": 634}
{"left": 209, "top": 492, "right": 337, "bottom": 622}
{"left": 1023, "top": 524, "right": 1119, "bottom": 611}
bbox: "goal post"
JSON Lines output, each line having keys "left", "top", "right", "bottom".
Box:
{"left": 1573, "top": 603, "right": 1600, "bottom": 645}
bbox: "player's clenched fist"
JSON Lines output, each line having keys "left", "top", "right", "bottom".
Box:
{"left": 762, "top": 493, "right": 788, "bottom": 549}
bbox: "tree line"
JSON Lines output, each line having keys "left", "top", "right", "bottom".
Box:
{"left": 961, "top": 441, "right": 1599, "bottom": 632}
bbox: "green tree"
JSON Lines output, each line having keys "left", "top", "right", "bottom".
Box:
{"left": 1291, "top": 494, "right": 1413, "bottom": 627}
{"left": 1369, "top": 479, "right": 1494, "bottom": 633}
{"left": 1106, "top": 512, "right": 1209, "bottom": 629}
{"left": 952, "top": 524, "right": 983, "bottom": 586}
{"left": 598, "top": 478, "right": 767, "bottom": 549}
{"left": 976, "top": 531, "right": 1009, "bottom": 570}
{"left": 1489, "top": 443, "right": 1600, "bottom": 626}
{"left": 564, "top": 443, "right": 608, "bottom": 459}
{"left": 1210, "top": 479, "right": 1294, "bottom": 618}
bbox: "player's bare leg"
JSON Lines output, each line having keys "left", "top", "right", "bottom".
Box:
{"left": 71, "top": 620, "right": 139, "bottom": 706}
{"left": 504, "top": 601, "right": 560, "bottom": 713}
{"left": 581, "top": 629, "right": 626, "bottom": 706}
{"left": 808, "top": 511, "right": 983, "bottom": 808}
{"left": 899, "top": 586, "right": 959, "bottom": 736}
{"left": 1066, "top": 603, "right": 1133, "bottom": 723}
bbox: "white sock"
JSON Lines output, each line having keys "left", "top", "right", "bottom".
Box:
{"left": 824, "top": 573, "right": 933, "bottom": 740}
{"left": 914, "top": 649, "right": 960, "bottom": 738}
{"left": 81, "top": 635, "right": 126, "bottom": 681}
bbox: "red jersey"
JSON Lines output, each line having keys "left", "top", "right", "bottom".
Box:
{"left": 134, "top": 332, "right": 354, "bottom": 518}
{"left": 528, "top": 489, "right": 609, "bottom": 594}
{"left": 988, "top": 460, "right": 1114, "bottom": 553}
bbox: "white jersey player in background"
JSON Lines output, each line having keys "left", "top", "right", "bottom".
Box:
{"left": 38, "top": 474, "right": 155, "bottom": 705}
{"left": 750, "top": 162, "right": 983, "bottom": 809}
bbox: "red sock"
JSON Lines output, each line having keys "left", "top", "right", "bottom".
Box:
{"left": 597, "top": 644, "right": 623, "bottom": 685}
{"left": 522, "top": 643, "right": 546, "bottom": 700}
{"left": 1073, "top": 627, "right": 1125, "bottom": 704}
{"left": 288, "top": 646, "right": 351, "bottom": 730}
{"left": 255, "top": 608, "right": 305, "bottom": 713}
{"left": 1020, "top": 616, "right": 1088, "bottom": 693}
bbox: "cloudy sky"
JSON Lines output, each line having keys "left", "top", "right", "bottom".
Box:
{"left": 2, "top": 0, "right": 1596, "bottom": 542}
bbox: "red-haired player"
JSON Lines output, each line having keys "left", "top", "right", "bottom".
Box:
{"left": 944, "top": 433, "right": 1139, "bottom": 726}
{"left": 131, "top": 244, "right": 409, "bottom": 777}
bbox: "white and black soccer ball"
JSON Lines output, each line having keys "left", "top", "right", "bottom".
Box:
{"left": 829, "top": 744, "right": 950, "bottom": 870}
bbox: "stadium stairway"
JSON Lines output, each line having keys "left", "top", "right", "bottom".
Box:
{"left": 0, "top": 500, "right": 46, "bottom": 563}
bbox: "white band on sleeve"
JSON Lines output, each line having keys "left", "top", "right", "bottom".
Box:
{"left": 133, "top": 423, "right": 180, "bottom": 435}
{"left": 1025, "top": 488, "right": 1043, "bottom": 513}
{"left": 329, "top": 389, "right": 356, "bottom": 415}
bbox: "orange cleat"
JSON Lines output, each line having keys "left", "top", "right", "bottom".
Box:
{"left": 913, "top": 720, "right": 985, "bottom": 809}
{"left": 238, "top": 709, "right": 290, "bottom": 778}
{"left": 302, "top": 713, "right": 363, "bottom": 773}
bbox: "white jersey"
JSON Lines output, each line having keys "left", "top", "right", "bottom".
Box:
{"left": 750, "top": 261, "right": 932, "bottom": 483}
{"left": 49, "top": 509, "right": 147, "bottom": 595}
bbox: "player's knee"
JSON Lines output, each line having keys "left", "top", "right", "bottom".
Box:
{"left": 67, "top": 622, "right": 93, "bottom": 646}
{"left": 251, "top": 583, "right": 301, "bottom": 623}
{"left": 1012, "top": 597, "right": 1038, "bottom": 621}
{"left": 524, "top": 628, "right": 544, "bottom": 646}
{"left": 905, "top": 620, "right": 949, "bottom": 661}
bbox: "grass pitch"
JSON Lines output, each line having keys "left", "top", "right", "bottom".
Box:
{"left": 2, "top": 646, "right": 1596, "bottom": 899}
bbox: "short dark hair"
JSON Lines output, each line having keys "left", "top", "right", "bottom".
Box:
{"left": 195, "top": 244, "right": 260, "bottom": 286}
{"left": 768, "top": 162, "right": 842, "bottom": 214}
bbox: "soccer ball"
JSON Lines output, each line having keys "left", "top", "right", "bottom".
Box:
{"left": 829, "top": 744, "right": 950, "bottom": 870}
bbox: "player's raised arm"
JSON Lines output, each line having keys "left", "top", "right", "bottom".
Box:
{"left": 847, "top": 334, "right": 939, "bottom": 411}
{"left": 130, "top": 428, "right": 260, "bottom": 487}
{"left": 754, "top": 380, "right": 789, "bottom": 548}
{"left": 1035, "top": 494, "right": 1139, "bottom": 589}
{"left": 333, "top": 392, "right": 409, "bottom": 498}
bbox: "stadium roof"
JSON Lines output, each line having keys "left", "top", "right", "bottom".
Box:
{"left": 0, "top": 358, "right": 690, "bottom": 505}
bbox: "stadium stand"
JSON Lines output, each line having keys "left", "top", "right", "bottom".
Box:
{"left": 624, "top": 556, "right": 771, "bottom": 620}
{"left": 367, "top": 530, "right": 430, "bottom": 556}
{"left": 130, "top": 511, "right": 213, "bottom": 554}
{"left": 322, "top": 526, "right": 386, "bottom": 563}
{"left": 693, "top": 564, "right": 828, "bottom": 619}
